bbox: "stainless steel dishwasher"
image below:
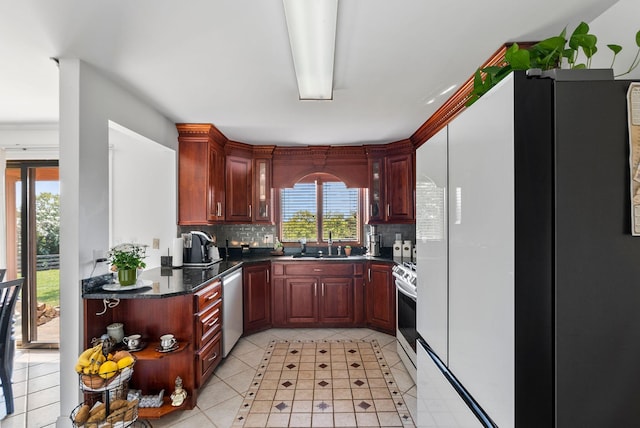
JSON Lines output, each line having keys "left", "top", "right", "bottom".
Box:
{"left": 222, "top": 268, "right": 243, "bottom": 357}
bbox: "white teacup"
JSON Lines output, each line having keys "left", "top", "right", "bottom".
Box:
{"left": 123, "top": 334, "right": 141, "bottom": 350}
{"left": 160, "top": 334, "right": 177, "bottom": 350}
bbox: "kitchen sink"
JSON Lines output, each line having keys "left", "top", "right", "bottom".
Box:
{"left": 291, "top": 253, "right": 348, "bottom": 259}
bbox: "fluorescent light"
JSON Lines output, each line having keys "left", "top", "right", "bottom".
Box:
{"left": 283, "top": 0, "right": 338, "bottom": 100}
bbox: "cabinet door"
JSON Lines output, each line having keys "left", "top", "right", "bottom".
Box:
{"left": 319, "top": 277, "right": 354, "bottom": 323}
{"left": 368, "top": 158, "right": 385, "bottom": 222}
{"left": 243, "top": 262, "right": 271, "bottom": 334}
{"left": 385, "top": 153, "right": 414, "bottom": 222}
{"left": 284, "top": 278, "right": 318, "bottom": 324}
{"left": 253, "top": 158, "right": 272, "bottom": 223}
{"left": 208, "top": 143, "right": 225, "bottom": 222}
{"left": 225, "top": 155, "right": 252, "bottom": 222}
{"left": 366, "top": 262, "right": 395, "bottom": 334}
{"left": 179, "top": 141, "right": 208, "bottom": 225}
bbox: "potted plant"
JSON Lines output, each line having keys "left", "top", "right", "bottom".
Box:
{"left": 344, "top": 245, "right": 352, "bottom": 257}
{"left": 109, "top": 243, "right": 147, "bottom": 286}
{"left": 467, "top": 22, "right": 640, "bottom": 106}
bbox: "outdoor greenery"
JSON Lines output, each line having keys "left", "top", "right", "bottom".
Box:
{"left": 36, "top": 192, "right": 60, "bottom": 255}
{"left": 467, "top": 22, "right": 640, "bottom": 106}
{"left": 37, "top": 269, "right": 60, "bottom": 307}
{"left": 282, "top": 210, "right": 357, "bottom": 242}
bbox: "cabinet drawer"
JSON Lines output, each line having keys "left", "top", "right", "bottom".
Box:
{"left": 284, "top": 263, "right": 355, "bottom": 276}
{"left": 194, "top": 279, "right": 222, "bottom": 312}
{"left": 196, "top": 332, "right": 222, "bottom": 387}
{"left": 195, "top": 298, "right": 222, "bottom": 348}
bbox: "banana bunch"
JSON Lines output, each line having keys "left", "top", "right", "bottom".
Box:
{"left": 75, "top": 342, "right": 106, "bottom": 374}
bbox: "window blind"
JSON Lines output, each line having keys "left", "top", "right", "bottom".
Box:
{"left": 281, "top": 182, "right": 317, "bottom": 242}
{"left": 322, "top": 182, "right": 358, "bottom": 241}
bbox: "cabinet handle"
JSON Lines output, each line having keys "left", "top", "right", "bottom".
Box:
{"left": 249, "top": 204, "right": 252, "bottom": 217}
{"left": 313, "top": 268, "right": 322, "bottom": 272}
{"left": 207, "top": 352, "right": 218, "bottom": 362}
{"left": 368, "top": 268, "right": 371, "bottom": 282}
{"left": 266, "top": 270, "right": 269, "bottom": 283}
{"left": 207, "top": 317, "right": 219, "bottom": 327}
{"left": 387, "top": 203, "right": 390, "bottom": 217}
{"left": 314, "top": 283, "right": 317, "bottom": 297}
{"left": 217, "top": 202, "right": 222, "bottom": 217}
{"left": 370, "top": 204, "right": 373, "bottom": 215}
{"left": 322, "top": 283, "right": 325, "bottom": 296}
{"left": 207, "top": 291, "right": 219, "bottom": 301}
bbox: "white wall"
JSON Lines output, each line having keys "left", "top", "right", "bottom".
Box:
{"left": 589, "top": 0, "right": 640, "bottom": 80}
{"left": 109, "top": 122, "right": 176, "bottom": 270}
{"left": 0, "top": 124, "right": 59, "bottom": 160}
{"left": 57, "top": 59, "right": 177, "bottom": 426}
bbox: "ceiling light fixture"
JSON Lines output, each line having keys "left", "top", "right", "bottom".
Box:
{"left": 283, "top": 0, "right": 338, "bottom": 100}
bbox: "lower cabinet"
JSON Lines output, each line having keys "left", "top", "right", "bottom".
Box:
{"left": 243, "top": 261, "right": 272, "bottom": 335}
{"left": 366, "top": 261, "right": 396, "bottom": 335}
{"left": 272, "top": 262, "right": 364, "bottom": 328}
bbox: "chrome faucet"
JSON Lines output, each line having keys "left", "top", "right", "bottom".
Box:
{"left": 327, "top": 231, "right": 333, "bottom": 255}
{"left": 299, "top": 238, "right": 306, "bottom": 255}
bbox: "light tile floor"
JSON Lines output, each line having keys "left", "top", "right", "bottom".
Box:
{"left": 1, "top": 328, "right": 416, "bottom": 428}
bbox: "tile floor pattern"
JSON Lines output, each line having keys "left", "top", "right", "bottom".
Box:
{"left": 0, "top": 328, "right": 416, "bottom": 427}
{"left": 232, "top": 339, "right": 414, "bottom": 427}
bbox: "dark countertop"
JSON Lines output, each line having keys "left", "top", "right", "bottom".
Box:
{"left": 82, "top": 253, "right": 399, "bottom": 300}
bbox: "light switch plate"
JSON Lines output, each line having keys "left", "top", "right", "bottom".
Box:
{"left": 264, "top": 234, "right": 273, "bottom": 245}
{"left": 152, "top": 238, "right": 160, "bottom": 249}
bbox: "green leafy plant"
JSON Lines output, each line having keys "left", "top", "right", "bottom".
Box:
{"left": 466, "top": 22, "right": 640, "bottom": 106}
{"left": 108, "top": 243, "right": 147, "bottom": 271}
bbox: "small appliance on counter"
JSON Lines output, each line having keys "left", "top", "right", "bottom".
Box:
{"left": 366, "top": 225, "right": 381, "bottom": 256}
{"left": 182, "top": 231, "right": 217, "bottom": 266}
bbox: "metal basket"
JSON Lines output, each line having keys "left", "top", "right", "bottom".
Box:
{"left": 70, "top": 398, "right": 138, "bottom": 428}
{"left": 78, "top": 361, "right": 135, "bottom": 392}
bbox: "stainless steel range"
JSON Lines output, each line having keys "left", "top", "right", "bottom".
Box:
{"left": 392, "top": 262, "right": 417, "bottom": 382}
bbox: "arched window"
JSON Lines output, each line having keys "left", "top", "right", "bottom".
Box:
{"left": 279, "top": 173, "right": 361, "bottom": 245}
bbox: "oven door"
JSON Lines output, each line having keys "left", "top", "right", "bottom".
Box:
{"left": 396, "top": 278, "right": 418, "bottom": 381}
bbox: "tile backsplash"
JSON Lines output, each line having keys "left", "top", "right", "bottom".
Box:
{"left": 178, "top": 223, "right": 416, "bottom": 250}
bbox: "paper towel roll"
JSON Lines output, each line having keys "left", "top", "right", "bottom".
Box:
{"left": 172, "top": 237, "right": 183, "bottom": 267}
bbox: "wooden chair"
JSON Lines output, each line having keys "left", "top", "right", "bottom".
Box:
{"left": 0, "top": 278, "right": 23, "bottom": 416}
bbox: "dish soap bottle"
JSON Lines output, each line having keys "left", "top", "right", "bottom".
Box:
{"left": 273, "top": 237, "right": 283, "bottom": 254}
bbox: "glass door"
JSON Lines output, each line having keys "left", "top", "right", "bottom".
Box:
{"left": 5, "top": 161, "right": 60, "bottom": 348}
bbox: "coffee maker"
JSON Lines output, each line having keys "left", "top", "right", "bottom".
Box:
{"left": 366, "top": 225, "right": 382, "bottom": 256}
{"left": 182, "top": 231, "right": 215, "bottom": 266}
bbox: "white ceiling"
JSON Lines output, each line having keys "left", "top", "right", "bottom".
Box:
{"left": 0, "top": 0, "right": 631, "bottom": 146}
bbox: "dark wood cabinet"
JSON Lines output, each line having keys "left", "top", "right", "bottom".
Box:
{"left": 367, "top": 142, "right": 415, "bottom": 224}
{"left": 207, "top": 143, "right": 225, "bottom": 222}
{"left": 225, "top": 155, "right": 253, "bottom": 222}
{"left": 366, "top": 261, "right": 396, "bottom": 334}
{"left": 272, "top": 262, "right": 364, "bottom": 328}
{"left": 243, "top": 262, "right": 272, "bottom": 334}
{"left": 193, "top": 280, "right": 223, "bottom": 387}
{"left": 225, "top": 144, "right": 275, "bottom": 224}
{"left": 319, "top": 277, "right": 354, "bottom": 323}
{"left": 177, "top": 123, "right": 227, "bottom": 225}
{"left": 252, "top": 157, "right": 273, "bottom": 223}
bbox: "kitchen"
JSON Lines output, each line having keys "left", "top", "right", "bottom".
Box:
{"left": 0, "top": 1, "right": 640, "bottom": 427}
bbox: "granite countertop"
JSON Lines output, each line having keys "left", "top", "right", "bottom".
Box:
{"left": 82, "top": 261, "right": 243, "bottom": 300}
{"left": 82, "top": 252, "right": 399, "bottom": 300}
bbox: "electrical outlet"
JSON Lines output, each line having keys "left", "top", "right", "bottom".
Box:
{"left": 264, "top": 234, "right": 273, "bottom": 245}
{"left": 152, "top": 238, "right": 160, "bottom": 249}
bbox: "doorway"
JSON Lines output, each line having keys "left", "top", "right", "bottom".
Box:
{"left": 5, "top": 160, "right": 60, "bottom": 348}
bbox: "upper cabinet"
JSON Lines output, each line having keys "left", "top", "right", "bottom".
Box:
{"left": 177, "top": 124, "right": 227, "bottom": 225}
{"left": 367, "top": 141, "right": 415, "bottom": 224}
{"left": 225, "top": 142, "right": 275, "bottom": 224}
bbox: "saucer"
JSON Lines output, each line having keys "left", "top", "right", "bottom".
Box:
{"left": 126, "top": 342, "right": 147, "bottom": 352}
{"left": 155, "top": 343, "right": 179, "bottom": 353}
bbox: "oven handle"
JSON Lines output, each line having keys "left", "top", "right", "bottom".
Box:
{"left": 395, "top": 279, "right": 417, "bottom": 301}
